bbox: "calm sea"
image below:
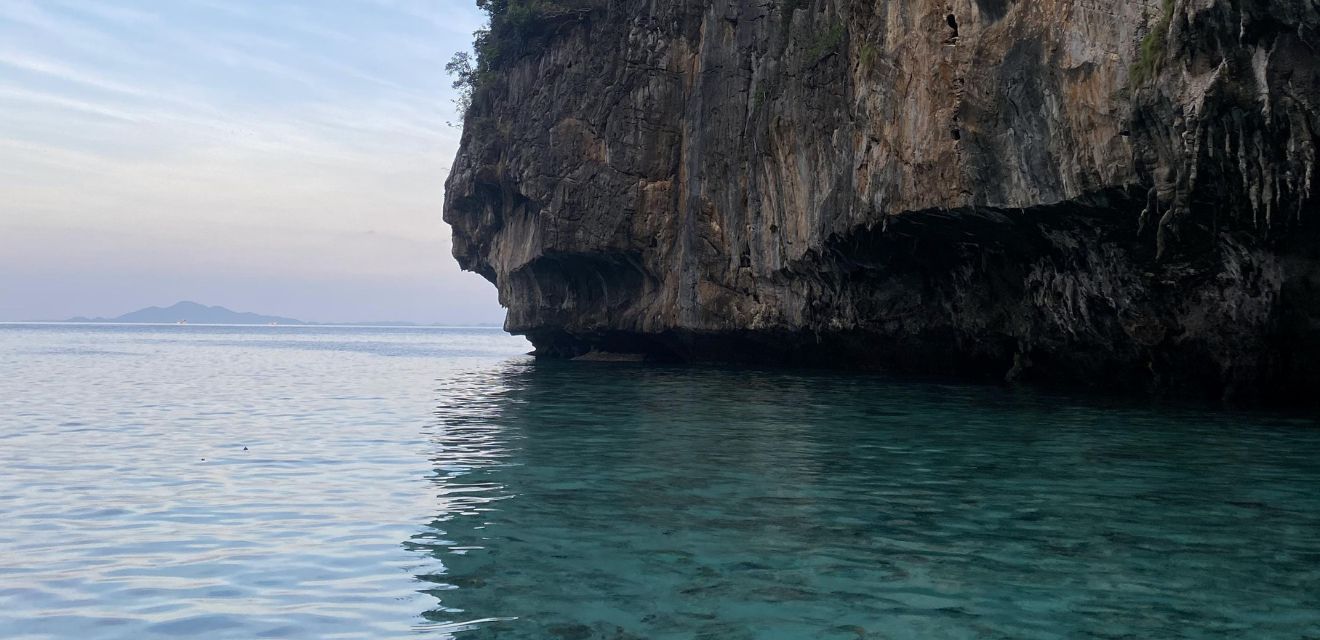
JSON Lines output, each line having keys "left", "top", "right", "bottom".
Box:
{"left": 2, "top": 323, "right": 1318, "bottom": 639}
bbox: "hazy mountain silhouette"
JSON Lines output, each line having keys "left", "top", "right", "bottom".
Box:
{"left": 69, "top": 301, "right": 303, "bottom": 325}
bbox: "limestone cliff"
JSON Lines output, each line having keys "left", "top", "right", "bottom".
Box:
{"left": 444, "top": 0, "right": 1320, "bottom": 403}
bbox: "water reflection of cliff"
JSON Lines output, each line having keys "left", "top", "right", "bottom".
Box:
{"left": 409, "top": 361, "right": 1320, "bottom": 639}
{"left": 409, "top": 361, "right": 855, "bottom": 637}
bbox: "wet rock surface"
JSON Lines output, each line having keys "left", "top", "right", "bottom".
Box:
{"left": 444, "top": 0, "right": 1319, "bottom": 403}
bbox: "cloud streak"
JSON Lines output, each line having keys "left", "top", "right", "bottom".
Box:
{"left": 0, "top": 0, "right": 495, "bottom": 323}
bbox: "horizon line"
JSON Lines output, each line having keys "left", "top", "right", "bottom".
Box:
{"left": 0, "top": 321, "right": 507, "bottom": 329}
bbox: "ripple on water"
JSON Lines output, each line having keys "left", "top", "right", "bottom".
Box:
{"left": 0, "top": 325, "right": 527, "bottom": 639}
{"left": 2, "top": 325, "right": 1319, "bottom": 639}
{"left": 415, "top": 363, "right": 1320, "bottom": 639}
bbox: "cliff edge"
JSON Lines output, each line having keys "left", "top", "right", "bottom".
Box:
{"left": 444, "top": 0, "right": 1319, "bottom": 403}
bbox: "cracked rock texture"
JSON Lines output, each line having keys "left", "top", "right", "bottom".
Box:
{"left": 444, "top": 0, "right": 1319, "bottom": 403}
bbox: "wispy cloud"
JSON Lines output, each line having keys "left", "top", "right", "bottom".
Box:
{"left": 0, "top": 0, "right": 496, "bottom": 323}
{"left": 0, "top": 0, "right": 154, "bottom": 65}
{"left": 0, "top": 49, "right": 152, "bottom": 98}
{"left": 50, "top": 0, "right": 159, "bottom": 27}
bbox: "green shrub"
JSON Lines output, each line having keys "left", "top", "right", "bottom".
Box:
{"left": 803, "top": 22, "right": 846, "bottom": 62}
{"left": 446, "top": 51, "right": 477, "bottom": 115}
{"left": 1132, "top": 0, "right": 1174, "bottom": 84}
{"left": 448, "top": 0, "right": 602, "bottom": 117}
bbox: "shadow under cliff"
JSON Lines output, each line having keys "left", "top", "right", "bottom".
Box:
{"left": 520, "top": 189, "right": 1320, "bottom": 406}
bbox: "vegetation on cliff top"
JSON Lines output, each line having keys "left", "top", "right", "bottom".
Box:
{"left": 448, "top": 0, "right": 601, "bottom": 116}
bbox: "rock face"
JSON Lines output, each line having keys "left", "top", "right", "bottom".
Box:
{"left": 444, "top": 0, "right": 1320, "bottom": 403}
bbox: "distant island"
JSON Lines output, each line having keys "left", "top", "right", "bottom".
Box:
{"left": 68, "top": 301, "right": 304, "bottom": 325}
{"left": 57, "top": 301, "right": 501, "bottom": 327}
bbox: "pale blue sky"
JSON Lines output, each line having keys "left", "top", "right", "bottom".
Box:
{"left": 0, "top": 0, "right": 502, "bottom": 324}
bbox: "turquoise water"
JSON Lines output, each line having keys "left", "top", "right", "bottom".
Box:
{"left": 2, "top": 325, "right": 1319, "bottom": 639}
